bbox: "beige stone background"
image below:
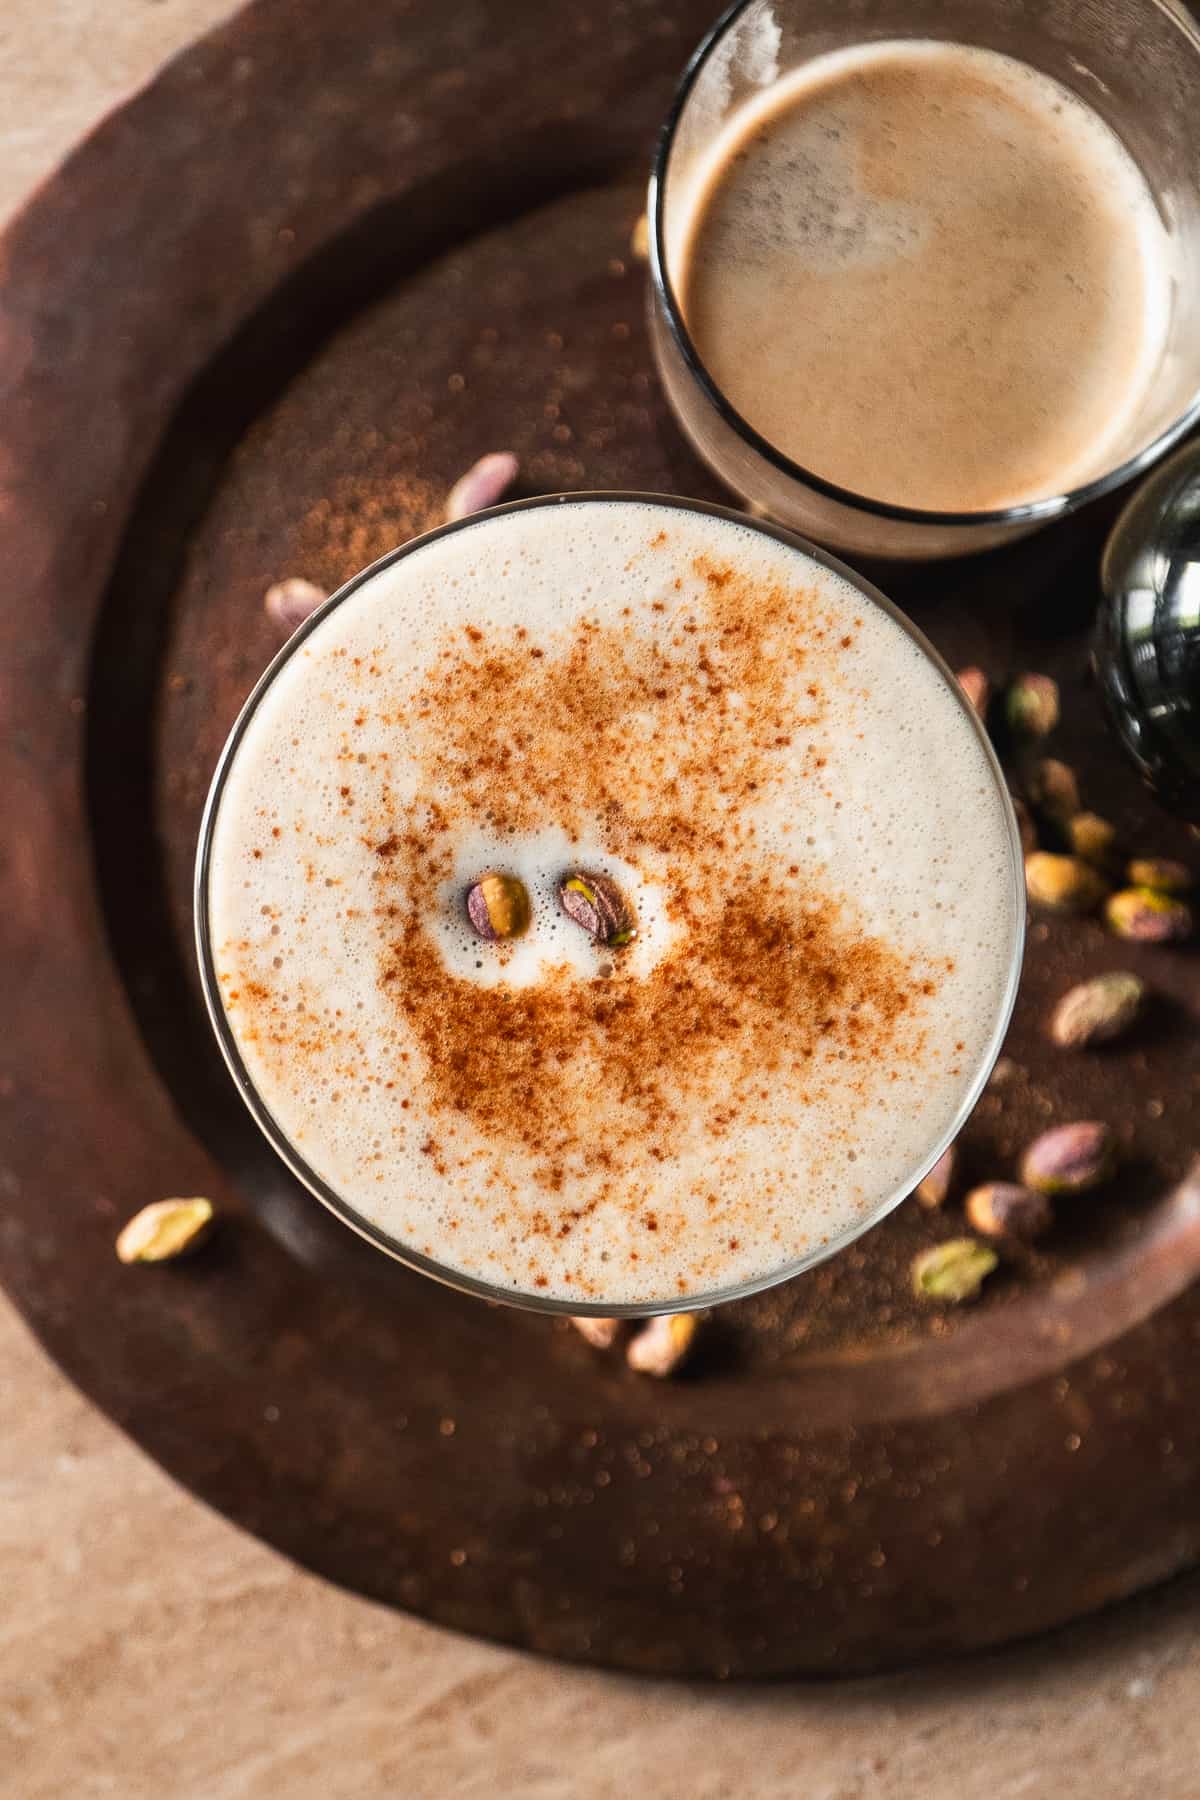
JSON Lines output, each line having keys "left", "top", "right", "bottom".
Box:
{"left": 3, "top": 4, "right": 1200, "bottom": 1795}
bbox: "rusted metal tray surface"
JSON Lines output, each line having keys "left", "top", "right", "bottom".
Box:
{"left": 2, "top": 0, "right": 1200, "bottom": 1676}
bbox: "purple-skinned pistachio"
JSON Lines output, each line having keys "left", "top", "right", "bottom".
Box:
{"left": 1106, "top": 887, "right": 1192, "bottom": 943}
{"left": 965, "top": 1182, "right": 1052, "bottom": 1242}
{"left": 1049, "top": 973, "right": 1145, "bottom": 1050}
{"left": 1006, "top": 672, "right": 1060, "bottom": 740}
{"left": 914, "top": 1144, "right": 957, "bottom": 1210}
{"left": 956, "top": 666, "right": 990, "bottom": 718}
{"left": 264, "top": 577, "right": 328, "bottom": 635}
{"left": 466, "top": 872, "right": 531, "bottom": 942}
{"left": 445, "top": 452, "right": 519, "bottom": 523}
{"left": 559, "top": 871, "right": 636, "bottom": 947}
{"left": 1020, "top": 1121, "right": 1115, "bottom": 1196}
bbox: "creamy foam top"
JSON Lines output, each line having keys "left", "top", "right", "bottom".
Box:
{"left": 677, "top": 40, "right": 1172, "bottom": 512}
{"left": 206, "top": 500, "right": 1020, "bottom": 1305}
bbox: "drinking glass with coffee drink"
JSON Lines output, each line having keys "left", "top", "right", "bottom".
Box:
{"left": 649, "top": 0, "right": 1200, "bottom": 558}
{"left": 196, "top": 497, "right": 1023, "bottom": 1315}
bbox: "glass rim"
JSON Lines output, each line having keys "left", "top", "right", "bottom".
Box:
{"left": 194, "top": 490, "right": 1027, "bottom": 1318}
{"left": 648, "top": 0, "right": 1200, "bottom": 531}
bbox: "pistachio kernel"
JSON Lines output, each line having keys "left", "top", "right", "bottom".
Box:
{"left": 263, "top": 577, "right": 328, "bottom": 635}
{"left": 964, "top": 1182, "right": 1052, "bottom": 1242}
{"left": 1127, "top": 856, "right": 1193, "bottom": 895}
{"left": 626, "top": 1312, "right": 698, "bottom": 1376}
{"left": 1067, "top": 812, "right": 1117, "bottom": 866}
{"left": 1024, "top": 852, "right": 1108, "bottom": 915}
{"left": 1020, "top": 1121, "right": 1115, "bottom": 1196}
{"left": 466, "top": 871, "right": 531, "bottom": 942}
{"left": 571, "top": 1316, "right": 622, "bottom": 1350}
{"left": 1105, "top": 887, "right": 1192, "bottom": 944}
{"left": 1028, "top": 757, "right": 1081, "bottom": 825}
{"left": 1005, "top": 672, "right": 1060, "bottom": 740}
{"left": 116, "top": 1198, "right": 214, "bottom": 1264}
{"left": 559, "top": 871, "right": 636, "bottom": 947}
{"left": 444, "top": 451, "right": 519, "bottom": 524}
{"left": 1012, "top": 796, "right": 1037, "bottom": 855}
{"left": 1049, "top": 972, "right": 1145, "bottom": 1050}
{"left": 912, "top": 1239, "right": 998, "bottom": 1303}
{"left": 914, "top": 1143, "right": 957, "bottom": 1210}
{"left": 955, "top": 666, "right": 990, "bottom": 718}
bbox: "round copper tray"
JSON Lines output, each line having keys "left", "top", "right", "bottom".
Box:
{"left": 2, "top": 0, "right": 1200, "bottom": 1677}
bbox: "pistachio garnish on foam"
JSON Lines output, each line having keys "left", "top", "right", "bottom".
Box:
{"left": 558, "top": 871, "right": 636, "bottom": 947}
{"left": 465, "top": 872, "right": 531, "bottom": 942}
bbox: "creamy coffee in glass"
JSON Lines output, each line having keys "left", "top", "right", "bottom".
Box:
{"left": 196, "top": 496, "right": 1023, "bottom": 1313}
{"left": 676, "top": 40, "right": 1171, "bottom": 514}
{"left": 649, "top": 0, "right": 1200, "bottom": 559}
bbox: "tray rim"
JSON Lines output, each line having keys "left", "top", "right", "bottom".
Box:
{"left": 3, "top": 0, "right": 1200, "bottom": 1679}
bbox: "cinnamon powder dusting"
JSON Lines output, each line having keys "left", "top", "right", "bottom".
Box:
{"left": 218, "top": 532, "right": 935, "bottom": 1296}
{"left": 382, "top": 875, "right": 921, "bottom": 1200}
